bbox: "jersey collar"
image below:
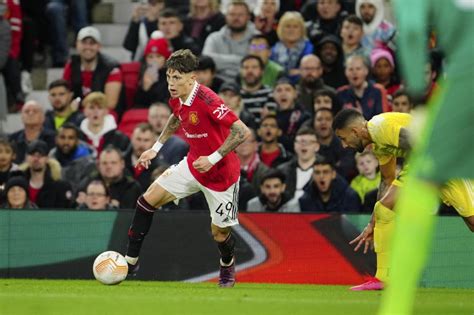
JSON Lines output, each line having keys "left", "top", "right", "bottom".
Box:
{"left": 180, "top": 81, "right": 200, "bottom": 107}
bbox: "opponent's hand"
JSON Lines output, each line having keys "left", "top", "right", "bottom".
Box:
{"left": 192, "top": 156, "right": 213, "bottom": 173}
{"left": 135, "top": 149, "right": 157, "bottom": 169}
{"left": 349, "top": 223, "right": 374, "bottom": 254}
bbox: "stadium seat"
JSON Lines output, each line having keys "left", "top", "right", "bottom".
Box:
{"left": 118, "top": 108, "right": 149, "bottom": 137}
{"left": 121, "top": 62, "right": 141, "bottom": 109}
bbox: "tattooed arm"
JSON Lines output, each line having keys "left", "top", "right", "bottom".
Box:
{"left": 378, "top": 157, "right": 397, "bottom": 200}
{"left": 157, "top": 114, "right": 181, "bottom": 144}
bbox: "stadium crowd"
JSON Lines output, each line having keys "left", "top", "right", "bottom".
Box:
{"left": 0, "top": 0, "right": 442, "bottom": 212}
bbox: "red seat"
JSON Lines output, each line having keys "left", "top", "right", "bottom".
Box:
{"left": 121, "top": 62, "right": 141, "bottom": 110}
{"left": 118, "top": 108, "right": 149, "bottom": 137}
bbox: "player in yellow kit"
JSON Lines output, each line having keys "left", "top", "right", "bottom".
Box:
{"left": 333, "top": 109, "right": 473, "bottom": 290}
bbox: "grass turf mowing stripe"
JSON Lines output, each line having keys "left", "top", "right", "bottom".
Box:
{"left": 0, "top": 280, "right": 473, "bottom": 315}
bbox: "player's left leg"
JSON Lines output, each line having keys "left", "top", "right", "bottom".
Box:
{"left": 201, "top": 180, "right": 239, "bottom": 288}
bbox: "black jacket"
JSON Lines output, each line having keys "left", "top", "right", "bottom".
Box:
{"left": 123, "top": 19, "right": 157, "bottom": 59}
{"left": 299, "top": 175, "right": 361, "bottom": 213}
{"left": 79, "top": 128, "right": 132, "bottom": 157}
{"left": 43, "top": 110, "right": 85, "bottom": 132}
{"left": 9, "top": 129, "right": 56, "bottom": 164}
{"left": 183, "top": 12, "right": 226, "bottom": 52}
{"left": 25, "top": 167, "right": 73, "bottom": 209}
{"left": 314, "top": 35, "right": 348, "bottom": 89}
{"left": 318, "top": 135, "right": 357, "bottom": 181}
{"left": 133, "top": 67, "right": 169, "bottom": 108}
{"left": 169, "top": 34, "right": 200, "bottom": 56}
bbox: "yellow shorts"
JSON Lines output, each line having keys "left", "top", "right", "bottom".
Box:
{"left": 440, "top": 179, "right": 474, "bottom": 218}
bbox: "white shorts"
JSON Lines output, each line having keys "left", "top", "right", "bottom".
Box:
{"left": 155, "top": 158, "right": 239, "bottom": 228}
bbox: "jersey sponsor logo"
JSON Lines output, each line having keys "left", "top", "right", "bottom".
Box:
{"left": 189, "top": 111, "right": 199, "bottom": 125}
{"left": 183, "top": 128, "right": 208, "bottom": 139}
{"left": 213, "top": 104, "right": 230, "bottom": 120}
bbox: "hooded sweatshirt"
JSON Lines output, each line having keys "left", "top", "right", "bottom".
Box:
{"left": 356, "top": 0, "right": 396, "bottom": 51}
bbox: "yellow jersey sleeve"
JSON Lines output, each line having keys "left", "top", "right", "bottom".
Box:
{"left": 367, "top": 113, "right": 412, "bottom": 165}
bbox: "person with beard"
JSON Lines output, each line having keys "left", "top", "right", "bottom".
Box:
{"left": 202, "top": 0, "right": 257, "bottom": 82}
{"left": 9, "top": 101, "right": 56, "bottom": 164}
{"left": 299, "top": 155, "right": 360, "bottom": 212}
{"left": 314, "top": 35, "right": 348, "bottom": 89}
{"left": 247, "top": 168, "right": 299, "bottom": 212}
{"left": 312, "top": 108, "right": 357, "bottom": 180}
{"left": 239, "top": 55, "right": 277, "bottom": 124}
{"left": 49, "top": 123, "right": 96, "bottom": 194}
{"left": 20, "top": 140, "right": 73, "bottom": 209}
{"left": 273, "top": 78, "right": 311, "bottom": 153}
{"left": 248, "top": 35, "right": 283, "bottom": 88}
{"left": 79, "top": 92, "right": 131, "bottom": 157}
{"left": 77, "top": 146, "right": 142, "bottom": 209}
{"left": 43, "top": 79, "right": 85, "bottom": 132}
{"left": 337, "top": 54, "right": 389, "bottom": 120}
{"left": 257, "top": 114, "right": 292, "bottom": 168}
{"left": 355, "top": 0, "right": 395, "bottom": 52}
{"left": 277, "top": 127, "right": 320, "bottom": 200}
{"left": 296, "top": 54, "right": 335, "bottom": 114}
{"left": 133, "top": 31, "right": 171, "bottom": 108}
{"left": 306, "top": 0, "right": 346, "bottom": 46}
{"left": 63, "top": 26, "right": 123, "bottom": 112}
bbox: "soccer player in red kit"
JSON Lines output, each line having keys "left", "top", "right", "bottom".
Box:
{"left": 125, "top": 49, "right": 250, "bottom": 287}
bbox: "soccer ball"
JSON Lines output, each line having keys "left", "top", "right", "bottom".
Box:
{"left": 92, "top": 251, "right": 128, "bottom": 285}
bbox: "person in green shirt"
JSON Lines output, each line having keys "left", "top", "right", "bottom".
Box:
{"left": 350, "top": 150, "right": 380, "bottom": 204}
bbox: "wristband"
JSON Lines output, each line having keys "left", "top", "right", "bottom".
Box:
{"left": 151, "top": 141, "right": 163, "bottom": 152}
{"left": 208, "top": 151, "right": 223, "bottom": 165}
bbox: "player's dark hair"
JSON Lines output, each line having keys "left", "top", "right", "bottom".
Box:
{"left": 313, "top": 154, "right": 335, "bottom": 169}
{"left": 260, "top": 168, "right": 286, "bottom": 186}
{"left": 166, "top": 49, "right": 199, "bottom": 73}
{"left": 241, "top": 54, "right": 265, "bottom": 70}
{"left": 197, "top": 55, "right": 216, "bottom": 72}
{"left": 332, "top": 108, "right": 364, "bottom": 131}
{"left": 296, "top": 126, "right": 317, "bottom": 138}
{"left": 48, "top": 79, "right": 72, "bottom": 91}
{"left": 58, "top": 122, "right": 80, "bottom": 138}
{"left": 392, "top": 89, "right": 413, "bottom": 105}
{"left": 343, "top": 14, "right": 363, "bottom": 27}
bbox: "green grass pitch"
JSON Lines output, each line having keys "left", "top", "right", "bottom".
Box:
{"left": 0, "top": 279, "right": 473, "bottom": 315}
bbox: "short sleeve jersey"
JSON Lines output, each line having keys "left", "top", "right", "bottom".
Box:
{"left": 367, "top": 112, "right": 412, "bottom": 165}
{"left": 169, "top": 82, "right": 240, "bottom": 191}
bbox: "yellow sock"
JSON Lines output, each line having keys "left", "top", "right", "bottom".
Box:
{"left": 373, "top": 201, "right": 396, "bottom": 283}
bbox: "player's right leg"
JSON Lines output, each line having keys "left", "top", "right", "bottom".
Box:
{"left": 125, "top": 159, "right": 200, "bottom": 275}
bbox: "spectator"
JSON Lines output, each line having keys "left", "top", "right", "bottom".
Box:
{"left": 356, "top": 0, "right": 396, "bottom": 52}
{"left": 158, "top": 8, "right": 200, "bottom": 55}
{"left": 350, "top": 150, "right": 380, "bottom": 204}
{"left": 183, "top": 0, "right": 226, "bottom": 52}
{"left": 297, "top": 54, "right": 335, "bottom": 114}
{"left": 313, "top": 108, "right": 357, "bottom": 180}
{"left": 257, "top": 114, "right": 292, "bottom": 168}
{"left": 313, "top": 88, "right": 342, "bottom": 115}
{"left": 77, "top": 179, "right": 117, "bottom": 210}
{"left": 306, "top": 0, "right": 345, "bottom": 46}
{"left": 0, "top": 138, "right": 19, "bottom": 186}
{"left": 45, "top": 0, "right": 89, "bottom": 67}
{"left": 420, "top": 52, "right": 441, "bottom": 104}
{"left": 337, "top": 54, "right": 389, "bottom": 119}
{"left": 0, "top": 4, "right": 10, "bottom": 116}
{"left": 1, "top": 175, "right": 37, "bottom": 209}
{"left": 133, "top": 32, "right": 171, "bottom": 108}
{"left": 63, "top": 26, "right": 123, "bottom": 112}
{"left": 43, "top": 79, "right": 85, "bottom": 132}
{"left": 202, "top": 0, "right": 257, "bottom": 82}
{"left": 370, "top": 48, "right": 400, "bottom": 98}
{"left": 270, "top": 11, "right": 313, "bottom": 84}
{"left": 252, "top": 0, "right": 279, "bottom": 46}
{"left": 123, "top": 0, "right": 164, "bottom": 61}
{"left": 218, "top": 82, "right": 257, "bottom": 130}
{"left": 247, "top": 168, "right": 299, "bottom": 212}
{"left": 299, "top": 155, "right": 361, "bottom": 212}
{"left": 196, "top": 55, "right": 224, "bottom": 93}
{"left": 19, "top": 140, "right": 73, "bottom": 209}
{"left": 340, "top": 15, "right": 368, "bottom": 60}
{"left": 239, "top": 55, "right": 276, "bottom": 123}
{"left": 79, "top": 92, "right": 131, "bottom": 156}
{"left": 78, "top": 146, "right": 142, "bottom": 209}
{"left": 248, "top": 34, "right": 283, "bottom": 88}
{"left": 126, "top": 123, "right": 163, "bottom": 189}
{"left": 391, "top": 89, "right": 413, "bottom": 113}
{"left": 147, "top": 103, "right": 189, "bottom": 165}
{"left": 49, "top": 123, "right": 95, "bottom": 193}
{"left": 274, "top": 78, "right": 311, "bottom": 152}
{"left": 314, "top": 35, "right": 347, "bottom": 89}
{"left": 235, "top": 127, "right": 269, "bottom": 194}
{"left": 277, "top": 127, "right": 320, "bottom": 200}
{"left": 9, "top": 100, "right": 56, "bottom": 164}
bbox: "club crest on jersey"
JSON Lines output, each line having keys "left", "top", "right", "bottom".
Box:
{"left": 213, "top": 104, "right": 230, "bottom": 120}
{"left": 189, "top": 111, "right": 199, "bottom": 125}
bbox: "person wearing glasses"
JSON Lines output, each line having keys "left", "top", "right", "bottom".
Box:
{"left": 77, "top": 179, "right": 117, "bottom": 210}
{"left": 248, "top": 34, "right": 283, "bottom": 88}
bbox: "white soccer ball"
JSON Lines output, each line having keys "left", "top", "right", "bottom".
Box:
{"left": 92, "top": 251, "right": 128, "bottom": 285}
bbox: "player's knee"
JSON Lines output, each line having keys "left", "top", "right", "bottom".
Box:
{"left": 465, "top": 217, "right": 474, "bottom": 232}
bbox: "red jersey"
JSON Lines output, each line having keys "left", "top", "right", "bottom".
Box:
{"left": 63, "top": 62, "right": 122, "bottom": 96}
{"left": 169, "top": 82, "right": 240, "bottom": 191}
